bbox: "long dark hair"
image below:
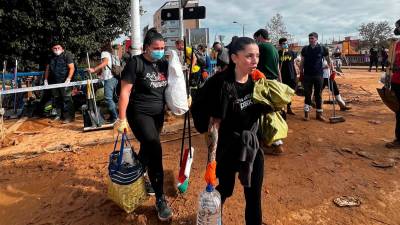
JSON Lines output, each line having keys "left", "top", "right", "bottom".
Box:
{"left": 227, "top": 37, "right": 257, "bottom": 71}
{"left": 143, "top": 28, "right": 164, "bottom": 50}
{"left": 100, "top": 41, "right": 113, "bottom": 53}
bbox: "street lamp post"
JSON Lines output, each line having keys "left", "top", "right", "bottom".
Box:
{"left": 233, "top": 21, "right": 244, "bottom": 37}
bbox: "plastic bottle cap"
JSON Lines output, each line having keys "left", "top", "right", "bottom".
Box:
{"left": 206, "top": 184, "right": 214, "bottom": 192}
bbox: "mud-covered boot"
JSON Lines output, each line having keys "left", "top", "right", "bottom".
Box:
{"left": 336, "top": 95, "right": 352, "bottom": 111}
{"left": 316, "top": 111, "right": 328, "bottom": 122}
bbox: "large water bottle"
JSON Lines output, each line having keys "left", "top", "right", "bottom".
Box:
{"left": 196, "top": 184, "right": 222, "bottom": 225}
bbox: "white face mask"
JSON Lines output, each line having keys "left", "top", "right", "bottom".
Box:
{"left": 53, "top": 50, "right": 63, "bottom": 56}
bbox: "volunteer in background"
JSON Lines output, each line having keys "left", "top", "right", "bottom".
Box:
{"left": 322, "top": 59, "right": 352, "bottom": 111}
{"left": 278, "top": 37, "right": 297, "bottom": 115}
{"left": 44, "top": 42, "right": 75, "bottom": 123}
{"left": 299, "top": 32, "right": 331, "bottom": 122}
{"left": 88, "top": 41, "right": 119, "bottom": 123}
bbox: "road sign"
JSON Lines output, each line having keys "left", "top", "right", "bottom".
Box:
{"left": 161, "top": 6, "right": 206, "bottom": 21}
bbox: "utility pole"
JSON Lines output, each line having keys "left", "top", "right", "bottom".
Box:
{"left": 130, "top": 0, "right": 141, "bottom": 55}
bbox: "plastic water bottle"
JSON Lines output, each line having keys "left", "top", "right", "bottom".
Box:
{"left": 121, "top": 147, "right": 134, "bottom": 165}
{"left": 196, "top": 184, "right": 222, "bottom": 225}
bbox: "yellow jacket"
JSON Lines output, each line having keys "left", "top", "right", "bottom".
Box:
{"left": 253, "top": 79, "right": 295, "bottom": 145}
{"left": 185, "top": 47, "right": 200, "bottom": 73}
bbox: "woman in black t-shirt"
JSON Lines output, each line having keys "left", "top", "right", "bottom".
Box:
{"left": 116, "top": 29, "right": 172, "bottom": 221}
{"left": 204, "top": 37, "right": 265, "bottom": 225}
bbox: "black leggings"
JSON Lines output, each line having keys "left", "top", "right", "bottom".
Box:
{"left": 127, "top": 108, "right": 165, "bottom": 199}
{"left": 216, "top": 149, "right": 264, "bottom": 225}
{"left": 322, "top": 78, "right": 340, "bottom": 96}
{"left": 304, "top": 76, "right": 323, "bottom": 110}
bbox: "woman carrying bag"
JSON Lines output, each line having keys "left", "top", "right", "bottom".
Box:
{"left": 115, "top": 28, "right": 172, "bottom": 221}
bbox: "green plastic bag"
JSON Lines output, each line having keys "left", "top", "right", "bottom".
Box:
{"left": 259, "top": 112, "right": 288, "bottom": 146}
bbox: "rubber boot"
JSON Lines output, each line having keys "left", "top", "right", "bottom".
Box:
{"left": 316, "top": 111, "right": 328, "bottom": 122}
{"left": 336, "top": 95, "right": 352, "bottom": 111}
{"left": 304, "top": 111, "right": 310, "bottom": 121}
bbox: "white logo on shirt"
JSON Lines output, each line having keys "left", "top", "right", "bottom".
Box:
{"left": 236, "top": 93, "right": 253, "bottom": 110}
{"left": 146, "top": 71, "right": 167, "bottom": 88}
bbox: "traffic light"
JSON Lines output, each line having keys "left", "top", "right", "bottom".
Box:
{"left": 183, "top": 6, "right": 206, "bottom": 20}
{"left": 161, "top": 6, "right": 206, "bottom": 21}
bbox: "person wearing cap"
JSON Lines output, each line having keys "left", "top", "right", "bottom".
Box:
{"left": 44, "top": 42, "right": 75, "bottom": 123}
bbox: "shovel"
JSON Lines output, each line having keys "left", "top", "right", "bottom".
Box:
{"left": 327, "top": 75, "right": 345, "bottom": 123}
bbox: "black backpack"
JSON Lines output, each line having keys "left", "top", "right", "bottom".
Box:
{"left": 191, "top": 72, "right": 240, "bottom": 133}
{"left": 116, "top": 55, "right": 144, "bottom": 97}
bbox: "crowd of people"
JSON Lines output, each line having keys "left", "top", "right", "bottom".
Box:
{"left": 34, "top": 19, "right": 400, "bottom": 225}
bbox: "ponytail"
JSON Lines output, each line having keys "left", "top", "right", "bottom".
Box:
{"left": 143, "top": 28, "right": 164, "bottom": 50}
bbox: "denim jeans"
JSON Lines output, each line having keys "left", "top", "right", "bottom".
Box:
{"left": 104, "top": 77, "right": 118, "bottom": 120}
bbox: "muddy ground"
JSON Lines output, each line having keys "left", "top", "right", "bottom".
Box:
{"left": 0, "top": 69, "right": 399, "bottom": 225}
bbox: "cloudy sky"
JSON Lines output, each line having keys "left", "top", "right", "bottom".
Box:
{"left": 140, "top": 0, "right": 400, "bottom": 45}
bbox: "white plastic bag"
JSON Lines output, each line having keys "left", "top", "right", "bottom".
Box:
{"left": 165, "top": 50, "right": 189, "bottom": 115}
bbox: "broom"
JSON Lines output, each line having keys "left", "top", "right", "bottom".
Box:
{"left": 177, "top": 40, "right": 195, "bottom": 193}
{"left": 327, "top": 71, "right": 345, "bottom": 123}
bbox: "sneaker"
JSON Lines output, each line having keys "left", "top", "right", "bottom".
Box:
{"left": 145, "top": 178, "right": 155, "bottom": 196}
{"left": 385, "top": 140, "right": 400, "bottom": 149}
{"left": 155, "top": 196, "right": 173, "bottom": 221}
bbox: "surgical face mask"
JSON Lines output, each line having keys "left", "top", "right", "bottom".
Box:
{"left": 53, "top": 50, "right": 63, "bottom": 56}
{"left": 151, "top": 49, "right": 165, "bottom": 60}
{"left": 282, "top": 43, "right": 289, "bottom": 49}
{"left": 395, "top": 27, "right": 400, "bottom": 35}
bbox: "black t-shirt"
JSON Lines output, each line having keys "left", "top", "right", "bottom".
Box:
{"left": 48, "top": 51, "right": 74, "bottom": 84}
{"left": 209, "top": 70, "right": 262, "bottom": 133}
{"left": 370, "top": 47, "right": 378, "bottom": 58}
{"left": 121, "top": 55, "right": 168, "bottom": 115}
{"left": 301, "top": 44, "right": 328, "bottom": 77}
{"left": 278, "top": 50, "right": 297, "bottom": 81}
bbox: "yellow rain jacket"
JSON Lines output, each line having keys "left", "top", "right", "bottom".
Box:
{"left": 253, "top": 79, "right": 295, "bottom": 145}
{"left": 185, "top": 47, "right": 201, "bottom": 73}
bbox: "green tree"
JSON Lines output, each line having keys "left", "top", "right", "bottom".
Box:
{"left": 266, "top": 13, "right": 293, "bottom": 45}
{"left": 0, "top": 0, "right": 130, "bottom": 70}
{"left": 358, "top": 21, "right": 393, "bottom": 48}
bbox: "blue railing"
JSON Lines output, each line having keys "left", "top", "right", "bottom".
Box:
{"left": 1, "top": 69, "right": 87, "bottom": 80}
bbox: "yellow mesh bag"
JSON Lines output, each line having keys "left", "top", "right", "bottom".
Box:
{"left": 107, "top": 176, "right": 149, "bottom": 213}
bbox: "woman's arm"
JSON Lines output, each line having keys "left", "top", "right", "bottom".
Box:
{"left": 118, "top": 80, "right": 133, "bottom": 120}
{"left": 207, "top": 117, "right": 221, "bottom": 162}
{"left": 88, "top": 57, "right": 109, "bottom": 74}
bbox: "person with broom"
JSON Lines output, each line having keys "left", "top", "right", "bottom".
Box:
{"left": 115, "top": 28, "right": 172, "bottom": 221}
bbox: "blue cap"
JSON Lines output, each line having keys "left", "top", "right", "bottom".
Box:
{"left": 206, "top": 184, "right": 214, "bottom": 192}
